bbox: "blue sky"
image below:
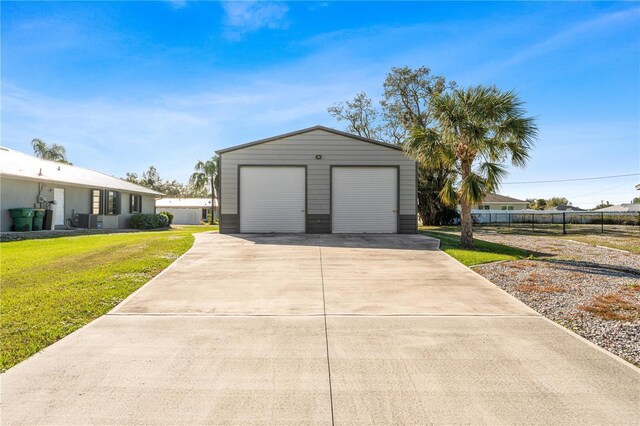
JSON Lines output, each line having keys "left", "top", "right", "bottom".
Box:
{"left": 2, "top": 1, "right": 639, "bottom": 207}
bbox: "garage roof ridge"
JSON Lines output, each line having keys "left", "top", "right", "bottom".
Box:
{"left": 216, "top": 125, "right": 403, "bottom": 154}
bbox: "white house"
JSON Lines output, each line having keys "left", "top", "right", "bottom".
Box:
{"left": 155, "top": 198, "right": 219, "bottom": 225}
{"left": 475, "top": 193, "right": 528, "bottom": 210}
{"left": 0, "top": 147, "right": 162, "bottom": 232}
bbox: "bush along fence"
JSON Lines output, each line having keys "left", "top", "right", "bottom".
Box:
{"left": 470, "top": 210, "right": 640, "bottom": 236}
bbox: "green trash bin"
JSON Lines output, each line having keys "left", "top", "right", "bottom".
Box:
{"left": 33, "top": 209, "right": 46, "bottom": 231}
{"left": 9, "top": 208, "right": 35, "bottom": 232}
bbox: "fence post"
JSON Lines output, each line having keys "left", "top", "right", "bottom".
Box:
{"left": 508, "top": 213, "right": 511, "bottom": 228}
{"left": 532, "top": 214, "right": 535, "bottom": 231}
{"left": 562, "top": 212, "right": 566, "bottom": 234}
{"left": 601, "top": 212, "right": 604, "bottom": 234}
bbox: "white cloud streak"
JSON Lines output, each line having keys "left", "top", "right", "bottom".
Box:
{"left": 221, "top": 1, "right": 288, "bottom": 39}
{"left": 469, "top": 7, "right": 640, "bottom": 80}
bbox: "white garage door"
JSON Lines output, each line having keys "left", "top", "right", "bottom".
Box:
{"left": 240, "top": 166, "right": 306, "bottom": 233}
{"left": 332, "top": 167, "right": 397, "bottom": 233}
{"left": 169, "top": 209, "right": 201, "bottom": 225}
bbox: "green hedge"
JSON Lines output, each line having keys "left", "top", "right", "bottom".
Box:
{"left": 129, "top": 213, "right": 169, "bottom": 229}
{"left": 159, "top": 211, "right": 174, "bottom": 226}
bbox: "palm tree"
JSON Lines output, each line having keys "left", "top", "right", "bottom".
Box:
{"left": 406, "top": 85, "right": 537, "bottom": 247}
{"left": 190, "top": 155, "right": 219, "bottom": 222}
{"left": 31, "top": 138, "right": 70, "bottom": 164}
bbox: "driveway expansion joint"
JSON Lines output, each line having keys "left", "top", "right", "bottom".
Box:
{"left": 106, "top": 312, "right": 543, "bottom": 318}
{"left": 318, "top": 237, "right": 336, "bottom": 426}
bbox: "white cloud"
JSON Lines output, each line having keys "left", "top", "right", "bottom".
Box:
{"left": 221, "top": 1, "right": 288, "bottom": 39}
{"left": 468, "top": 6, "right": 640, "bottom": 80}
{"left": 167, "top": 0, "right": 187, "bottom": 9}
{"left": 0, "top": 52, "right": 369, "bottom": 183}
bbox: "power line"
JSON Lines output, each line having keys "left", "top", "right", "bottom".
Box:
{"left": 570, "top": 181, "right": 634, "bottom": 200}
{"left": 502, "top": 173, "right": 639, "bottom": 185}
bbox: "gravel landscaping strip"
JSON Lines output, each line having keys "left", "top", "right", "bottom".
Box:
{"left": 472, "top": 232, "right": 640, "bottom": 367}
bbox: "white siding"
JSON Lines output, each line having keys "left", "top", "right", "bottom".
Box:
{"left": 161, "top": 208, "right": 202, "bottom": 225}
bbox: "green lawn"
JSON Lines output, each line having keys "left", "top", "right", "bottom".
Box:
{"left": 0, "top": 225, "right": 217, "bottom": 372}
{"left": 421, "top": 229, "right": 532, "bottom": 266}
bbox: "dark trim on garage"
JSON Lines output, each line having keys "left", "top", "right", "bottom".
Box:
{"left": 237, "top": 164, "right": 308, "bottom": 233}
{"left": 399, "top": 215, "right": 418, "bottom": 234}
{"left": 329, "top": 165, "right": 400, "bottom": 234}
{"left": 220, "top": 214, "right": 239, "bottom": 233}
{"left": 306, "top": 214, "right": 331, "bottom": 233}
{"left": 216, "top": 125, "right": 403, "bottom": 155}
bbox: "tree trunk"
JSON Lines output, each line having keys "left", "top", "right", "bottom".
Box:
{"left": 418, "top": 210, "right": 427, "bottom": 227}
{"left": 460, "top": 201, "right": 473, "bottom": 248}
{"left": 460, "top": 159, "right": 474, "bottom": 248}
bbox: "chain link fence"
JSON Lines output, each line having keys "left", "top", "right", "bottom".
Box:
{"left": 470, "top": 210, "right": 640, "bottom": 236}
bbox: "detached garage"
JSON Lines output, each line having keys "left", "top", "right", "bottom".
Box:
{"left": 216, "top": 126, "right": 417, "bottom": 234}
{"left": 155, "top": 198, "right": 218, "bottom": 225}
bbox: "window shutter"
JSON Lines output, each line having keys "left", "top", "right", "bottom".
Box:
{"left": 116, "top": 192, "right": 122, "bottom": 215}
{"left": 129, "top": 194, "right": 133, "bottom": 214}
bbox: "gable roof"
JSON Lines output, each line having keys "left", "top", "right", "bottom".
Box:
{"left": 482, "top": 193, "right": 527, "bottom": 204}
{"left": 0, "top": 147, "right": 163, "bottom": 196}
{"left": 156, "top": 198, "right": 218, "bottom": 208}
{"left": 216, "top": 125, "right": 402, "bottom": 154}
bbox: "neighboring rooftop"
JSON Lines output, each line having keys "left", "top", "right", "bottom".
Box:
{"left": 482, "top": 193, "right": 527, "bottom": 204}
{"left": 0, "top": 147, "right": 163, "bottom": 196}
{"left": 593, "top": 203, "right": 640, "bottom": 213}
{"left": 550, "top": 205, "right": 585, "bottom": 211}
{"left": 156, "top": 198, "right": 218, "bottom": 208}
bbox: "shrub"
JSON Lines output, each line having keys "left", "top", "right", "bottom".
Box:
{"left": 159, "top": 211, "right": 174, "bottom": 226}
{"left": 129, "top": 213, "right": 169, "bottom": 229}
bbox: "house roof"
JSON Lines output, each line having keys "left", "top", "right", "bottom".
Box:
{"left": 482, "top": 193, "right": 527, "bottom": 204}
{"left": 551, "top": 205, "right": 585, "bottom": 211}
{"left": 593, "top": 203, "right": 640, "bottom": 212}
{"left": 156, "top": 198, "right": 218, "bottom": 208}
{"left": 216, "top": 125, "right": 403, "bottom": 154}
{"left": 0, "top": 147, "right": 163, "bottom": 196}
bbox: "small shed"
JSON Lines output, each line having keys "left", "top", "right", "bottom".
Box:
{"left": 156, "top": 198, "right": 219, "bottom": 225}
{"left": 216, "top": 126, "right": 417, "bottom": 234}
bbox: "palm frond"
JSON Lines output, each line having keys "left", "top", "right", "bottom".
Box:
{"left": 438, "top": 176, "right": 459, "bottom": 207}
{"left": 478, "top": 161, "right": 507, "bottom": 193}
{"left": 459, "top": 172, "right": 486, "bottom": 204}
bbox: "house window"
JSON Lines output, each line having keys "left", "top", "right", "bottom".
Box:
{"left": 478, "top": 205, "right": 490, "bottom": 210}
{"left": 104, "top": 190, "right": 119, "bottom": 215}
{"left": 91, "top": 189, "right": 103, "bottom": 214}
{"left": 202, "top": 208, "right": 209, "bottom": 220}
{"left": 501, "top": 205, "right": 514, "bottom": 211}
{"left": 130, "top": 194, "right": 142, "bottom": 213}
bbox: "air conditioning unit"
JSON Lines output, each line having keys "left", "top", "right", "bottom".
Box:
{"left": 77, "top": 214, "right": 98, "bottom": 229}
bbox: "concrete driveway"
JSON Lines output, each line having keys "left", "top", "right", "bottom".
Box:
{"left": 2, "top": 233, "right": 639, "bottom": 425}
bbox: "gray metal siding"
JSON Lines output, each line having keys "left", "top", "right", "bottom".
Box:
{"left": 220, "top": 130, "right": 416, "bottom": 223}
